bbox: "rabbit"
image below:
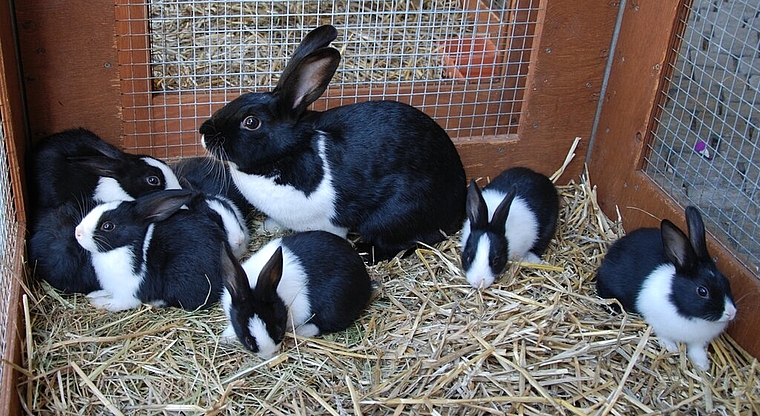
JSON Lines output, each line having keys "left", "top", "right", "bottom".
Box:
{"left": 74, "top": 189, "right": 229, "bottom": 311}
{"left": 28, "top": 127, "right": 182, "bottom": 212}
{"left": 200, "top": 24, "right": 466, "bottom": 263}
{"left": 171, "top": 156, "right": 255, "bottom": 220}
{"left": 460, "top": 167, "right": 559, "bottom": 289}
{"left": 219, "top": 230, "right": 373, "bottom": 358}
{"left": 595, "top": 206, "right": 737, "bottom": 370}
{"left": 194, "top": 193, "right": 251, "bottom": 259}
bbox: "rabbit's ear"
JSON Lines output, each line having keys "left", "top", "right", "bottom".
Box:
{"left": 67, "top": 156, "right": 122, "bottom": 178}
{"left": 221, "top": 243, "right": 253, "bottom": 304}
{"left": 466, "top": 180, "right": 489, "bottom": 229}
{"left": 254, "top": 246, "right": 284, "bottom": 297}
{"left": 276, "top": 49, "right": 341, "bottom": 115}
{"left": 280, "top": 25, "right": 338, "bottom": 83}
{"left": 661, "top": 219, "right": 697, "bottom": 274}
{"left": 491, "top": 187, "right": 516, "bottom": 236}
{"left": 135, "top": 190, "right": 194, "bottom": 222}
{"left": 684, "top": 206, "right": 711, "bottom": 261}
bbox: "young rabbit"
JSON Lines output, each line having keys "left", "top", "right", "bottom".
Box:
{"left": 596, "top": 206, "right": 737, "bottom": 370}
{"left": 460, "top": 167, "right": 559, "bottom": 289}
{"left": 74, "top": 190, "right": 228, "bottom": 311}
{"left": 171, "top": 156, "right": 255, "bottom": 220}
{"left": 200, "top": 25, "right": 466, "bottom": 263}
{"left": 28, "top": 127, "right": 181, "bottom": 211}
{"left": 219, "top": 231, "right": 373, "bottom": 358}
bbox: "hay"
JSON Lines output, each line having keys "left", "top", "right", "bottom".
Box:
{"left": 18, "top": 170, "right": 760, "bottom": 415}
{"left": 149, "top": 0, "right": 473, "bottom": 91}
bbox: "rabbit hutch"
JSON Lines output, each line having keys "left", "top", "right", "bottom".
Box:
{"left": 1, "top": 0, "right": 759, "bottom": 413}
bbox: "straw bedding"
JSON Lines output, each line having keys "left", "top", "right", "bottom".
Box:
{"left": 19, "top": 171, "right": 760, "bottom": 415}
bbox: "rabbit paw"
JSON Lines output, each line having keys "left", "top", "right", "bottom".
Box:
{"left": 86, "top": 290, "right": 141, "bottom": 312}
{"left": 220, "top": 325, "right": 238, "bottom": 344}
{"left": 659, "top": 338, "right": 680, "bottom": 353}
{"left": 262, "top": 217, "right": 286, "bottom": 233}
{"left": 687, "top": 344, "right": 710, "bottom": 370}
{"left": 295, "top": 323, "right": 320, "bottom": 338}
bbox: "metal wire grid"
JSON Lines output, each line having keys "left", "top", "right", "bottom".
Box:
{"left": 0, "top": 115, "right": 20, "bottom": 388}
{"left": 117, "top": 0, "right": 539, "bottom": 154}
{"left": 647, "top": 0, "right": 760, "bottom": 272}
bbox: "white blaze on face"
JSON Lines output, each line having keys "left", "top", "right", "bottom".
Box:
{"left": 75, "top": 202, "right": 121, "bottom": 252}
{"left": 249, "top": 315, "right": 280, "bottom": 358}
{"left": 93, "top": 178, "right": 133, "bottom": 204}
{"left": 465, "top": 234, "right": 496, "bottom": 289}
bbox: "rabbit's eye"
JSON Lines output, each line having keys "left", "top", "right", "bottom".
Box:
{"left": 100, "top": 221, "right": 115, "bottom": 232}
{"left": 697, "top": 286, "right": 709, "bottom": 298}
{"left": 242, "top": 116, "right": 261, "bottom": 131}
{"left": 146, "top": 175, "right": 162, "bottom": 186}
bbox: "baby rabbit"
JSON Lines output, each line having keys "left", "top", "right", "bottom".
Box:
{"left": 171, "top": 156, "right": 253, "bottom": 258}
{"left": 74, "top": 190, "right": 228, "bottom": 311}
{"left": 219, "top": 231, "right": 372, "bottom": 358}
{"left": 28, "top": 127, "right": 181, "bottom": 211}
{"left": 460, "top": 167, "right": 559, "bottom": 289}
{"left": 596, "top": 206, "right": 737, "bottom": 370}
{"left": 200, "top": 25, "right": 466, "bottom": 263}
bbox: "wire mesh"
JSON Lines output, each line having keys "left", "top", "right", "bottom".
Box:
{"left": 647, "top": 0, "right": 760, "bottom": 272}
{"left": 117, "top": 0, "right": 540, "bottom": 156}
{"left": 0, "top": 112, "right": 20, "bottom": 389}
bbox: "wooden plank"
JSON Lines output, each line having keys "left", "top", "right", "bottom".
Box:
{"left": 588, "top": 0, "right": 760, "bottom": 358}
{"left": 0, "top": 0, "right": 29, "bottom": 414}
{"left": 15, "top": 0, "right": 122, "bottom": 145}
{"left": 517, "top": 0, "right": 619, "bottom": 185}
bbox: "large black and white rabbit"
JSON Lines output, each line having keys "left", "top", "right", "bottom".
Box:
{"left": 219, "top": 231, "right": 373, "bottom": 358}
{"left": 74, "top": 190, "right": 229, "bottom": 311}
{"left": 200, "top": 25, "right": 466, "bottom": 263}
{"left": 596, "top": 206, "right": 737, "bottom": 370}
{"left": 460, "top": 167, "right": 559, "bottom": 289}
{"left": 27, "top": 128, "right": 182, "bottom": 293}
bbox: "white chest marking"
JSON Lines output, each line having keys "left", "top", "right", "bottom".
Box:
{"left": 228, "top": 135, "right": 347, "bottom": 238}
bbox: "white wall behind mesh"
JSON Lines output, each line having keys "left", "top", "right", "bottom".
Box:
{"left": 647, "top": 0, "right": 760, "bottom": 272}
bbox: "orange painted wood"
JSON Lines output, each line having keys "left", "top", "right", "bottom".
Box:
{"left": 588, "top": 0, "right": 760, "bottom": 358}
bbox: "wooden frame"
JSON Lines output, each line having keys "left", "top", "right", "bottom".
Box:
{"left": 588, "top": 0, "right": 760, "bottom": 358}
{"left": 16, "top": 0, "right": 619, "bottom": 183}
{"left": 0, "top": 0, "right": 27, "bottom": 414}
{"left": 13, "top": 0, "right": 760, "bottom": 411}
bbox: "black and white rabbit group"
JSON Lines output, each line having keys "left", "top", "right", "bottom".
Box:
{"left": 27, "top": 26, "right": 738, "bottom": 371}
{"left": 28, "top": 129, "right": 251, "bottom": 309}
{"left": 27, "top": 128, "right": 183, "bottom": 294}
